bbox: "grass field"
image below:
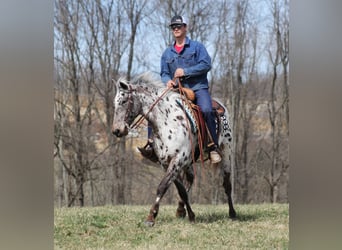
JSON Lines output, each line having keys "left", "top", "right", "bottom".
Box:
{"left": 54, "top": 203, "right": 288, "bottom": 249}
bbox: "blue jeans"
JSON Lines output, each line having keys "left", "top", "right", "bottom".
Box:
{"left": 194, "top": 88, "right": 218, "bottom": 147}
{"left": 147, "top": 124, "right": 153, "bottom": 139}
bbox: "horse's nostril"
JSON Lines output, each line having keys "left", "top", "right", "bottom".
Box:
{"left": 112, "top": 129, "right": 120, "bottom": 136}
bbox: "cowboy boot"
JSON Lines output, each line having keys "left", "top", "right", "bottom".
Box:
{"left": 137, "top": 139, "right": 159, "bottom": 163}
{"left": 209, "top": 146, "right": 222, "bottom": 164}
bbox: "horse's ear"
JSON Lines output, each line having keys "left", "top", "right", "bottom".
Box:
{"left": 117, "top": 79, "right": 129, "bottom": 91}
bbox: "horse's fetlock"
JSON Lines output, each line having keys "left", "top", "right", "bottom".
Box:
{"left": 188, "top": 211, "right": 196, "bottom": 222}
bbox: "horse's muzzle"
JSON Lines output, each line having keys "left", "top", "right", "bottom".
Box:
{"left": 112, "top": 126, "right": 128, "bottom": 137}
{"left": 112, "top": 129, "right": 121, "bottom": 137}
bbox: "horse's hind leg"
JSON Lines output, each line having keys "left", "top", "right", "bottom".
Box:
{"left": 175, "top": 167, "right": 195, "bottom": 219}
{"left": 223, "top": 171, "right": 236, "bottom": 218}
{"left": 183, "top": 166, "right": 194, "bottom": 192}
{"left": 174, "top": 178, "right": 195, "bottom": 222}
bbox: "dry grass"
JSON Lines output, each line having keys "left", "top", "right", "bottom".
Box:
{"left": 54, "top": 203, "right": 288, "bottom": 249}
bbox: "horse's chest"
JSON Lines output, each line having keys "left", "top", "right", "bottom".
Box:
{"left": 154, "top": 139, "right": 193, "bottom": 168}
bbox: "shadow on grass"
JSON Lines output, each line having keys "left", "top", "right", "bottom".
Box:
{"left": 195, "top": 211, "right": 261, "bottom": 223}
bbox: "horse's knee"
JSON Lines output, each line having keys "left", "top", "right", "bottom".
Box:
{"left": 157, "top": 172, "right": 175, "bottom": 197}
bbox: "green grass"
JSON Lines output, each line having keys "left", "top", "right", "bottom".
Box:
{"left": 54, "top": 203, "right": 288, "bottom": 250}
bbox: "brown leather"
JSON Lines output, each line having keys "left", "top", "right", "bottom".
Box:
{"left": 182, "top": 88, "right": 195, "bottom": 101}
{"left": 191, "top": 102, "right": 225, "bottom": 148}
{"left": 172, "top": 87, "right": 195, "bottom": 101}
{"left": 190, "top": 103, "right": 207, "bottom": 147}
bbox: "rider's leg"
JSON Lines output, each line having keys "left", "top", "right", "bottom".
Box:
{"left": 194, "top": 88, "right": 221, "bottom": 164}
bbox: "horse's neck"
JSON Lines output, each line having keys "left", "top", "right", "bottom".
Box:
{"left": 138, "top": 87, "right": 174, "bottom": 130}
{"left": 137, "top": 87, "right": 161, "bottom": 113}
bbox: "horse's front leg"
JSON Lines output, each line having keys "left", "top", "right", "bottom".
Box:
{"left": 145, "top": 159, "right": 180, "bottom": 227}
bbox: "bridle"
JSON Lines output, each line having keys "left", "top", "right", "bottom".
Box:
{"left": 122, "top": 84, "right": 135, "bottom": 127}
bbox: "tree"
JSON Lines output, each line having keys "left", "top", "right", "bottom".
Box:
{"left": 264, "top": 0, "right": 289, "bottom": 202}
{"left": 54, "top": 0, "right": 94, "bottom": 206}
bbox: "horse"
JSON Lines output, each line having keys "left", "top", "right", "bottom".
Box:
{"left": 112, "top": 72, "right": 236, "bottom": 226}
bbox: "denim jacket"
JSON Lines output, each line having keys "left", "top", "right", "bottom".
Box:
{"left": 160, "top": 36, "right": 211, "bottom": 91}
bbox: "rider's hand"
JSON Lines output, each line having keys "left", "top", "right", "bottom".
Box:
{"left": 174, "top": 68, "right": 185, "bottom": 78}
{"left": 166, "top": 80, "right": 176, "bottom": 88}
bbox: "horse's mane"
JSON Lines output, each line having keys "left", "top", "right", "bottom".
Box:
{"left": 130, "top": 72, "right": 164, "bottom": 88}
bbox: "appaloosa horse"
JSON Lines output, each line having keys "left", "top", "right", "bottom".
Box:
{"left": 112, "top": 72, "right": 236, "bottom": 226}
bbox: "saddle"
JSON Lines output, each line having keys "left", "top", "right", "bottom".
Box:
{"left": 190, "top": 99, "right": 226, "bottom": 149}
{"left": 174, "top": 87, "right": 226, "bottom": 156}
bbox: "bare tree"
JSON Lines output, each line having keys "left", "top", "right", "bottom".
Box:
{"left": 214, "top": 0, "right": 253, "bottom": 203}
{"left": 264, "top": 0, "right": 289, "bottom": 203}
{"left": 54, "top": 0, "right": 94, "bottom": 206}
{"left": 122, "top": 0, "right": 149, "bottom": 80}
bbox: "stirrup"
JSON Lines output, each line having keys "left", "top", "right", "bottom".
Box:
{"left": 137, "top": 140, "right": 159, "bottom": 163}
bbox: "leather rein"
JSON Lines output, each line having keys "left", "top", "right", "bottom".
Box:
{"left": 129, "top": 84, "right": 173, "bottom": 130}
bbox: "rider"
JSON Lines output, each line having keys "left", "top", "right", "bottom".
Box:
{"left": 138, "top": 15, "right": 221, "bottom": 164}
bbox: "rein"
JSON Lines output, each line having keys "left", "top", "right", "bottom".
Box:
{"left": 130, "top": 84, "right": 173, "bottom": 130}
{"left": 175, "top": 79, "right": 205, "bottom": 174}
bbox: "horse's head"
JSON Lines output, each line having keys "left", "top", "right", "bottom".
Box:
{"left": 112, "top": 78, "right": 141, "bottom": 137}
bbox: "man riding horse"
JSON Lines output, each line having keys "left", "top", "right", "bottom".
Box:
{"left": 138, "top": 15, "right": 221, "bottom": 164}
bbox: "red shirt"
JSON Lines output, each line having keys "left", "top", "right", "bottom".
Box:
{"left": 174, "top": 44, "right": 184, "bottom": 53}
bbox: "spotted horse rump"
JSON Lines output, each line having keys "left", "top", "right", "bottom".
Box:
{"left": 112, "top": 72, "right": 236, "bottom": 226}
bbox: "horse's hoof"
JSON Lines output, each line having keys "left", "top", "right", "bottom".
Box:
{"left": 189, "top": 218, "right": 196, "bottom": 223}
{"left": 229, "top": 210, "right": 237, "bottom": 219}
{"left": 188, "top": 212, "right": 196, "bottom": 223}
{"left": 144, "top": 221, "right": 155, "bottom": 227}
